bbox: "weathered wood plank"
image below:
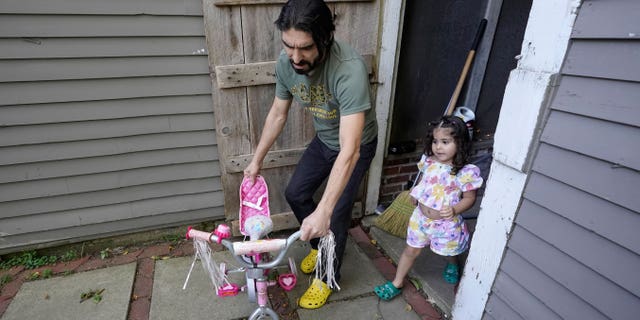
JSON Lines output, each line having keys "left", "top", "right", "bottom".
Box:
{"left": 500, "top": 249, "right": 607, "bottom": 319}
{"left": 0, "top": 56, "right": 209, "bottom": 82}
{"left": 224, "top": 147, "right": 305, "bottom": 173}
{"left": 0, "top": 131, "right": 216, "bottom": 165}
{"left": 533, "top": 144, "right": 639, "bottom": 212}
{"left": 0, "top": 75, "right": 212, "bottom": 106}
{"left": 509, "top": 226, "right": 640, "bottom": 319}
{"left": 516, "top": 200, "right": 640, "bottom": 297}
{"left": 0, "top": 0, "right": 204, "bottom": 15}
{"left": 571, "top": 0, "right": 640, "bottom": 39}
{"left": 0, "top": 114, "right": 215, "bottom": 147}
{"left": 541, "top": 110, "right": 640, "bottom": 171}
{"left": 0, "top": 146, "right": 219, "bottom": 184}
{"left": 333, "top": 2, "right": 379, "bottom": 56}
{"left": 213, "top": 0, "right": 371, "bottom": 6}
{"left": 0, "top": 95, "right": 213, "bottom": 126}
{"left": 524, "top": 173, "right": 639, "bottom": 255}
{"left": 0, "top": 206, "right": 225, "bottom": 254}
{"left": 562, "top": 40, "right": 640, "bottom": 82}
{"left": 0, "top": 162, "right": 221, "bottom": 202}
{"left": 552, "top": 75, "right": 640, "bottom": 127}
{"left": 0, "top": 15, "right": 205, "bottom": 38}
{"left": 0, "top": 37, "right": 207, "bottom": 59}
{"left": 0, "top": 178, "right": 221, "bottom": 219}
{"left": 215, "top": 61, "right": 277, "bottom": 88}
{"left": 215, "top": 55, "right": 374, "bottom": 88}
{"left": 231, "top": 211, "right": 299, "bottom": 236}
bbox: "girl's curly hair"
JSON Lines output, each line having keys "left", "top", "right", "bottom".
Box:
{"left": 424, "top": 115, "right": 471, "bottom": 175}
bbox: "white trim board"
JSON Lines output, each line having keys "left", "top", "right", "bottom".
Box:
{"left": 452, "top": 0, "right": 581, "bottom": 318}
{"left": 365, "top": 0, "right": 405, "bottom": 214}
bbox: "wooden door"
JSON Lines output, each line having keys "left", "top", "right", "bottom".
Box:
{"left": 203, "top": 0, "right": 380, "bottom": 233}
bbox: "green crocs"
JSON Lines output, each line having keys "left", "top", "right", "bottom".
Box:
{"left": 374, "top": 281, "right": 402, "bottom": 301}
{"left": 443, "top": 263, "right": 460, "bottom": 284}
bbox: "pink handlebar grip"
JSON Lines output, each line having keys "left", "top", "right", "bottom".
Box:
{"left": 186, "top": 227, "right": 214, "bottom": 242}
{"left": 232, "top": 239, "right": 287, "bottom": 256}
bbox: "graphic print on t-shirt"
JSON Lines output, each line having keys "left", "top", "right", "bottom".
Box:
{"left": 290, "top": 83, "right": 337, "bottom": 120}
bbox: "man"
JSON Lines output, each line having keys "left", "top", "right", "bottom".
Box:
{"left": 243, "top": 0, "right": 378, "bottom": 309}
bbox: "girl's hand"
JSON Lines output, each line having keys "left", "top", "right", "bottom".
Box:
{"left": 440, "top": 205, "right": 456, "bottom": 219}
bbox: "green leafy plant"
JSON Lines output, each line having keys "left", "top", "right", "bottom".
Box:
{"left": 80, "top": 288, "right": 105, "bottom": 304}
{"left": 1, "top": 274, "right": 12, "bottom": 287}
{"left": 60, "top": 250, "right": 78, "bottom": 262}
{"left": 100, "top": 249, "right": 111, "bottom": 260}
{"left": 0, "top": 251, "right": 57, "bottom": 270}
{"left": 41, "top": 269, "right": 53, "bottom": 279}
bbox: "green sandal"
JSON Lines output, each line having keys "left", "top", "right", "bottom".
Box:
{"left": 374, "top": 281, "right": 402, "bottom": 301}
{"left": 443, "top": 263, "right": 460, "bottom": 284}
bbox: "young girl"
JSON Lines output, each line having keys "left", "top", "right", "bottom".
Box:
{"left": 374, "top": 115, "right": 483, "bottom": 300}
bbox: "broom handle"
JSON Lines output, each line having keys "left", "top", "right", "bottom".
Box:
{"left": 444, "top": 19, "right": 487, "bottom": 116}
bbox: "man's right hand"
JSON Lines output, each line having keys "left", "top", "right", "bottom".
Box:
{"left": 243, "top": 161, "right": 262, "bottom": 184}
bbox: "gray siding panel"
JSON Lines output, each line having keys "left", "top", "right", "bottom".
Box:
{"left": 0, "top": 37, "right": 208, "bottom": 59}
{"left": 0, "top": 131, "right": 217, "bottom": 165}
{"left": 484, "top": 295, "right": 524, "bottom": 320}
{"left": 0, "top": 15, "right": 206, "bottom": 37}
{"left": 0, "top": 3, "right": 223, "bottom": 253}
{"left": 517, "top": 200, "right": 640, "bottom": 297}
{"left": 0, "top": 178, "right": 221, "bottom": 218}
{"left": 0, "top": 146, "right": 219, "bottom": 184}
{"left": 525, "top": 173, "right": 639, "bottom": 255}
{"left": 533, "top": 144, "right": 639, "bottom": 212}
{"left": 2, "top": 191, "right": 224, "bottom": 235}
{"left": 0, "top": 95, "right": 214, "bottom": 126}
{"left": 553, "top": 75, "right": 640, "bottom": 127}
{"left": 488, "top": 0, "right": 640, "bottom": 318}
{"left": 0, "top": 0, "right": 204, "bottom": 15}
{"left": 541, "top": 110, "right": 640, "bottom": 170}
{"left": 571, "top": 0, "right": 640, "bottom": 39}
{"left": 0, "top": 207, "right": 225, "bottom": 250}
{"left": 1, "top": 75, "right": 212, "bottom": 105}
{"left": 0, "top": 162, "right": 220, "bottom": 203}
{"left": 0, "top": 114, "right": 215, "bottom": 146}
{"left": 491, "top": 271, "right": 561, "bottom": 320}
{"left": 562, "top": 40, "right": 640, "bottom": 82}
{"left": 1, "top": 56, "right": 210, "bottom": 82}
{"left": 509, "top": 226, "right": 640, "bottom": 319}
{"left": 501, "top": 249, "right": 607, "bottom": 320}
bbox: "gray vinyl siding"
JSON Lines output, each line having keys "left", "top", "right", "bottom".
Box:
{"left": 483, "top": 1, "right": 640, "bottom": 319}
{"left": 0, "top": 0, "right": 224, "bottom": 254}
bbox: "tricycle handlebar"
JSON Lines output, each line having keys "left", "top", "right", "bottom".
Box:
{"left": 186, "top": 226, "right": 301, "bottom": 269}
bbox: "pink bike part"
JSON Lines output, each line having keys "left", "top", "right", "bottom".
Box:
{"left": 217, "top": 283, "right": 240, "bottom": 297}
{"left": 186, "top": 227, "right": 213, "bottom": 242}
{"left": 239, "top": 176, "right": 270, "bottom": 237}
{"left": 232, "top": 239, "right": 287, "bottom": 256}
{"left": 278, "top": 274, "right": 297, "bottom": 291}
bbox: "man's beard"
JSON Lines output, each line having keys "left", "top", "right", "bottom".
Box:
{"left": 290, "top": 56, "right": 322, "bottom": 75}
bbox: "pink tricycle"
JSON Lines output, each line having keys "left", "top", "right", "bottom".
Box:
{"left": 185, "top": 225, "right": 301, "bottom": 320}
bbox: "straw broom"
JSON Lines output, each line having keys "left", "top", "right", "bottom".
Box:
{"left": 374, "top": 190, "right": 415, "bottom": 238}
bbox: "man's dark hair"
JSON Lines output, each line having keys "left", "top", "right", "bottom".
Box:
{"left": 275, "top": 0, "right": 335, "bottom": 59}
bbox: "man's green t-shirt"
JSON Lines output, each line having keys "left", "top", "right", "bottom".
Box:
{"left": 275, "top": 40, "right": 378, "bottom": 151}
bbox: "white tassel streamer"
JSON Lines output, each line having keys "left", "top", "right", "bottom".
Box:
{"left": 315, "top": 231, "right": 340, "bottom": 290}
{"left": 187, "top": 238, "right": 229, "bottom": 291}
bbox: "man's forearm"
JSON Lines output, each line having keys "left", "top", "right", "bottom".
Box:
{"left": 315, "top": 148, "right": 360, "bottom": 216}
